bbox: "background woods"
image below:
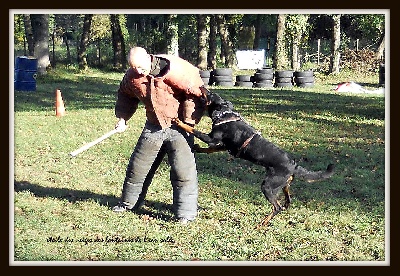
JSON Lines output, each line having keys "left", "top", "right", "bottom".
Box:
{"left": 13, "top": 13, "right": 385, "bottom": 75}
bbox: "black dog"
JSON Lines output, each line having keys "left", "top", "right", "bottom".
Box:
{"left": 173, "top": 89, "right": 334, "bottom": 228}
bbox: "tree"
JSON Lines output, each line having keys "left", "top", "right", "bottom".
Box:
{"left": 207, "top": 15, "right": 217, "bottom": 70}
{"left": 329, "top": 14, "right": 341, "bottom": 74}
{"left": 77, "top": 14, "right": 92, "bottom": 70}
{"left": 90, "top": 14, "right": 112, "bottom": 67}
{"left": 54, "top": 14, "right": 80, "bottom": 65}
{"left": 376, "top": 34, "right": 385, "bottom": 61}
{"left": 196, "top": 14, "right": 208, "bottom": 70}
{"left": 215, "top": 14, "right": 236, "bottom": 68}
{"left": 110, "top": 14, "right": 126, "bottom": 70}
{"left": 30, "top": 14, "right": 50, "bottom": 74}
{"left": 22, "top": 14, "right": 34, "bottom": 56}
{"left": 286, "top": 14, "right": 309, "bottom": 71}
{"left": 166, "top": 14, "right": 179, "bottom": 56}
{"left": 253, "top": 14, "right": 261, "bottom": 50}
{"left": 274, "top": 14, "right": 288, "bottom": 70}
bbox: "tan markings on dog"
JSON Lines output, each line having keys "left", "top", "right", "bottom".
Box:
{"left": 286, "top": 175, "right": 294, "bottom": 185}
{"left": 173, "top": 118, "right": 194, "bottom": 134}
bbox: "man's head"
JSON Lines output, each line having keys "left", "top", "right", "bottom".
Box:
{"left": 128, "top": 47, "right": 152, "bottom": 75}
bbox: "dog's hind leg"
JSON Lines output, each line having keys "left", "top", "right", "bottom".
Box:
{"left": 256, "top": 178, "right": 285, "bottom": 228}
{"left": 283, "top": 175, "right": 294, "bottom": 210}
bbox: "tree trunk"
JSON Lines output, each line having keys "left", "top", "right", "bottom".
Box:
{"left": 77, "top": 14, "right": 92, "bottom": 70}
{"left": 274, "top": 14, "right": 288, "bottom": 70}
{"left": 329, "top": 14, "right": 341, "bottom": 74}
{"left": 215, "top": 14, "right": 236, "bottom": 68}
{"left": 110, "top": 14, "right": 126, "bottom": 71}
{"left": 63, "top": 33, "right": 72, "bottom": 63}
{"left": 166, "top": 14, "right": 179, "bottom": 56}
{"left": 23, "top": 14, "right": 34, "bottom": 56}
{"left": 196, "top": 14, "right": 208, "bottom": 70}
{"left": 376, "top": 34, "right": 385, "bottom": 61}
{"left": 253, "top": 14, "right": 261, "bottom": 50}
{"left": 207, "top": 15, "right": 217, "bottom": 70}
{"left": 292, "top": 33, "right": 300, "bottom": 71}
{"left": 30, "top": 14, "right": 50, "bottom": 74}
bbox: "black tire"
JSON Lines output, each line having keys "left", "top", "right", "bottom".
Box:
{"left": 254, "top": 79, "right": 273, "bottom": 84}
{"left": 201, "top": 77, "right": 210, "bottom": 85}
{"left": 199, "top": 70, "right": 211, "bottom": 78}
{"left": 294, "top": 76, "right": 315, "bottom": 84}
{"left": 275, "top": 82, "right": 293, "bottom": 88}
{"left": 235, "top": 81, "right": 254, "bottom": 87}
{"left": 294, "top": 70, "right": 314, "bottom": 78}
{"left": 213, "top": 68, "right": 233, "bottom": 76}
{"left": 275, "top": 70, "right": 293, "bottom": 78}
{"left": 379, "top": 64, "right": 385, "bottom": 86}
{"left": 215, "top": 81, "right": 234, "bottom": 87}
{"left": 256, "top": 68, "right": 274, "bottom": 74}
{"left": 296, "top": 82, "right": 315, "bottom": 88}
{"left": 254, "top": 73, "right": 274, "bottom": 81}
{"left": 236, "top": 75, "right": 252, "bottom": 82}
{"left": 275, "top": 77, "right": 293, "bottom": 83}
{"left": 213, "top": 75, "right": 233, "bottom": 82}
{"left": 253, "top": 82, "right": 274, "bottom": 88}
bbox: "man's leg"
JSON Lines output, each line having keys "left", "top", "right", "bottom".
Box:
{"left": 134, "top": 145, "right": 166, "bottom": 209}
{"left": 166, "top": 128, "right": 198, "bottom": 221}
{"left": 114, "top": 123, "right": 164, "bottom": 211}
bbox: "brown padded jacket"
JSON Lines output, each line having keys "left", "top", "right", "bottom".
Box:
{"left": 115, "top": 54, "right": 206, "bottom": 129}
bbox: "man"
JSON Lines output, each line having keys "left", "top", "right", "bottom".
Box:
{"left": 112, "top": 47, "right": 206, "bottom": 224}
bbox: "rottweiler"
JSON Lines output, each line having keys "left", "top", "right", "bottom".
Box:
{"left": 173, "top": 88, "right": 335, "bottom": 228}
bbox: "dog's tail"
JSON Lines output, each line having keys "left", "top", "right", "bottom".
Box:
{"left": 293, "top": 164, "right": 335, "bottom": 183}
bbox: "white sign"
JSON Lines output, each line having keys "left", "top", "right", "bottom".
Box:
{"left": 236, "top": 50, "right": 265, "bottom": 69}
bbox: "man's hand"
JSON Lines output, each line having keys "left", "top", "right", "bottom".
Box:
{"left": 115, "top": 118, "right": 128, "bottom": 132}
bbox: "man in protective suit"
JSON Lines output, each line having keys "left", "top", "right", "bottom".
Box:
{"left": 112, "top": 47, "right": 206, "bottom": 224}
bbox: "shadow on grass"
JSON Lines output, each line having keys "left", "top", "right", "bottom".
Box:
{"left": 13, "top": 180, "right": 174, "bottom": 221}
{"left": 15, "top": 76, "right": 384, "bottom": 124}
{"left": 194, "top": 142, "right": 384, "bottom": 216}
{"left": 218, "top": 88, "right": 385, "bottom": 122}
{"left": 14, "top": 74, "right": 120, "bottom": 112}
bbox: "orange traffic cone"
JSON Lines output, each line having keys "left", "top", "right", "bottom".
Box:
{"left": 55, "top": 89, "right": 66, "bottom": 117}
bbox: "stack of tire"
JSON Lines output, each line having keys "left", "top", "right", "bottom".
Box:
{"left": 235, "top": 75, "right": 253, "bottom": 87}
{"left": 274, "top": 70, "right": 294, "bottom": 88}
{"left": 199, "top": 70, "right": 212, "bottom": 87}
{"left": 253, "top": 67, "right": 274, "bottom": 88}
{"left": 294, "top": 70, "right": 315, "bottom": 88}
{"left": 379, "top": 64, "right": 385, "bottom": 86}
{"left": 211, "top": 68, "right": 234, "bottom": 87}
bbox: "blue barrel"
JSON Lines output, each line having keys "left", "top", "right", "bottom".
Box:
{"left": 14, "top": 56, "right": 38, "bottom": 91}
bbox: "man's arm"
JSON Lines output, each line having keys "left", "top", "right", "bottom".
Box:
{"left": 114, "top": 70, "right": 141, "bottom": 130}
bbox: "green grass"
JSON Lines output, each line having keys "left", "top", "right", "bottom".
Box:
{"left": 12, "top": 67, "right": 386, "bottom": 263}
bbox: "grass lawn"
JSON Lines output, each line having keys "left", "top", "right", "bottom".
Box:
{"left": 12, "top": 67, "right": 387, "bottom": 264}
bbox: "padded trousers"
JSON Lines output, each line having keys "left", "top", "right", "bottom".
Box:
{"left": 120, "top": 121, "right": 198, "bottom": 220}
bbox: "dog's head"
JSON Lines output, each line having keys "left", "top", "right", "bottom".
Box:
{"left": 200, "top": 87, "right": 234, "bottom": 118}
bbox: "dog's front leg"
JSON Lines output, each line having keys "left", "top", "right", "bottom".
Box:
{"left": 173, "top": 118, "right": 215, "bottom": 144}
{"left": 172, "top": 118, "right": 195, "bottom": 134}
{"left": 193, "top": 143, "right": 226, "bottom": 154}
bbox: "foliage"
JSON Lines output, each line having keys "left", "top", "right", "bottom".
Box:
{"left": 14, "top": 14, "right": 385, "bottom": 71}
{"left": 12, "top": 67, "right": 386, "bottom": 263}
{"left": 90, "top": 14, "right": 111, "bottom": 42}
